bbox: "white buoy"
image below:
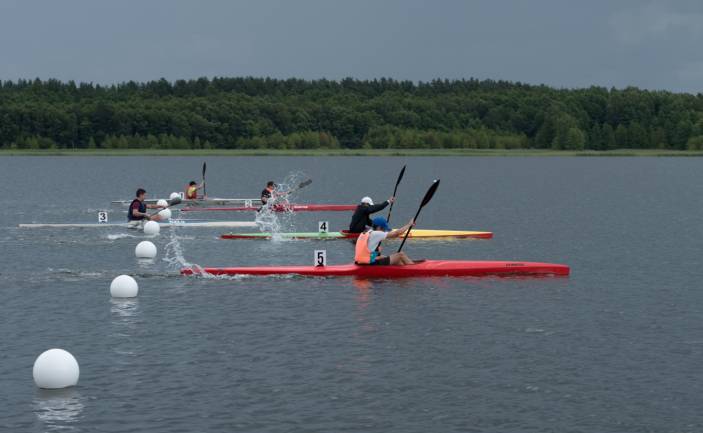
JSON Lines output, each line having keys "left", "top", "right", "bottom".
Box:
{"left": 156, "top": 199, "right": 169, "bottom": 207}
{"left": 135, "top": 240, "right": 157, "bottom": 258}
{"left": 158, "top": 208, "right": 172, "bottom": 221}
{"left": 169, "top": 192, "right": 180, "bottom": 200}
{"left": 33, "top": 349, "right": 80, "bottom": 389}
{"left": 110, "top": 275, "right": 139, "bottom": 298}
{"left": 143, "top": 220, "right": 160, "bottom": 235}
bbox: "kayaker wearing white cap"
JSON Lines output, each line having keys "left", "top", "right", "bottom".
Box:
{"left": 348, "top": 195, "right": 394, "bottom": 233}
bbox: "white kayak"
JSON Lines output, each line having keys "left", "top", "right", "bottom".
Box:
{"left": 18, "top": 220, "right": 258, "bottom": 229}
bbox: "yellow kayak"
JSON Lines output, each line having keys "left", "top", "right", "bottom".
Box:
{"left": 221, "top": 229, "right": 493, "bottom": 240}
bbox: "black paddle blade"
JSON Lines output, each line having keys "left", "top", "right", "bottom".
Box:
{"left": 386, "top": 165, "right": 406, "bottom": 224}
{"left": 202, "top": 161, "right": 207, "bottom": 177}
{"left": 297, "top": 179, "right": 313, "bottom": 189}
{"left": 397, "top": 179, "right": 440, "bottom": 253}
{"left": 167, "top": 197, "right": 182, "bottom": 206}
{"left": 395, "top": 165, "right": 406, "bottom": 189}
{"left": 420, "top": 179, "right": 440, "bottom": 208}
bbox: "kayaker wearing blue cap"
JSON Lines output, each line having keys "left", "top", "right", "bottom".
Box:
{"left": 355, "top": 216, "right": 415, "bottom": 266}
{"left": 348, "top": 196, "right": 395, "bottom": 233}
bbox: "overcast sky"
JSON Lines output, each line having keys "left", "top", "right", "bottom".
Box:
{"left": 0, "top": 0, "right": 701, "bottom": 93}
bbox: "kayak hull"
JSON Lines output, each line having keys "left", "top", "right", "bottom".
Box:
{"left": 181, "top": 260, "right": 569, "bottom": 278}
{"left": 221, "top": 229, "right": 493, "bottom": 240}
{"left": 182, "top": 204, "right": 356, "bottom": 212}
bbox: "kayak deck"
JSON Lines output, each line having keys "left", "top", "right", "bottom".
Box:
{"left": 182, "top": 204, "right": 356, "bottom": 212}
{"left": 181, "top": 260, "right": 569, "bottom": 278}
{"left": 221, "top": 229, "right": 493, "bottom": 240}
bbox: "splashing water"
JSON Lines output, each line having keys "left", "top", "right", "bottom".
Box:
{"left": 162, "top": 227, "right": 193, "bottom": 269}
{"left": 161, "top": 227, "right": 221, "bottom": 278}
{"left": 254, "top": 171, "right": 309, "bottom": 240}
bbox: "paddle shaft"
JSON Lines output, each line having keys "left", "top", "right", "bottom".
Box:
{"left": 147, "top": 197, "right": 182, "bottom": 218}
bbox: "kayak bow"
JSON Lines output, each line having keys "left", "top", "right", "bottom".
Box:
{"left": 181, "top": 260, "right": 569, "bottom": 278}
{"left": 221, "top": 229, "right": 493, "bottom": 240}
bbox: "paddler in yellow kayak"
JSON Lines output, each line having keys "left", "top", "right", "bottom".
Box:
{"left": 185, "top": 180, "right": 205, "bottom": 199}
{"left": 355, "top": 217, "right": 415, "bottom": 266}
{"left": 127, "top": 188, "right": 165, "bottom": 224}
{"left": 348, "top": 196, "right": 395, "bottom": 233}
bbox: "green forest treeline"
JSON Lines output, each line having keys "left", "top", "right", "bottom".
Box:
{"left": 1, "top": 77, "right": 703, "bottom": 151}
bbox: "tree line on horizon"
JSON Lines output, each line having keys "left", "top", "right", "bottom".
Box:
{"left": 1, "top": 77, "right": 702, "bottom": 151}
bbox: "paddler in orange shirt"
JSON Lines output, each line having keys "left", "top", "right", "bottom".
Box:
{"left": 185, "top": 181, "right": 205, "bottom": 199}
{"left": 355, "top": 217, "right": 415, "bottom": 266}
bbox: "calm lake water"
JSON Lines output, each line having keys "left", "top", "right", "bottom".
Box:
{"left": 0, "top": 156, "right": 702, "bottom": 433}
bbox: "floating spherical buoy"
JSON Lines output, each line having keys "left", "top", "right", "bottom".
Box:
{"left": 33, "top": 349, "right": 80, "bottom": 389}
{"left": 143, "top": 220, "right": 160, "bottom": 236}
{"left": 158, "top": 208, "right": 172, "bottom": 221}
{"left": 110, "top": 275, "right": 139, "bottom": 298}
{"left": 135, "top": 240, "right": 157, "bottom": 258}
{"left": 156, "top": 199, "right": 169, "bottom": 207}
{"left": 169, "top": 192, "right": 180, "bottom": 200}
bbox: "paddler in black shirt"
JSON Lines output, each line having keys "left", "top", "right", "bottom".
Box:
{"left": 260, "top": 181, "right": 276, "bottom": 205}
{"left": 348, "top": 196, "right": 394, "bottom": 233}
{"left": 127, "top": 188, "right": 165, "bottom": 223}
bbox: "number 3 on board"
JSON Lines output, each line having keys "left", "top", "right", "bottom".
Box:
{"left": 98, "top": 211, "right": 108, "bottom": 224}
{"left": 318, "top": 221, "right": 329, "bottom": 233}
{"left": 314, "top": 250, "right": 327, "bottom": 267}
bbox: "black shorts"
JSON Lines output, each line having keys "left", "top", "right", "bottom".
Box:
{"left": 371, "top": 256, "right": 391, "bottom": 266}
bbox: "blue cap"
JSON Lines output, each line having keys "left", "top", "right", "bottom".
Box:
{"left": 371, "top": 216, "right": 390, "bottom": 231}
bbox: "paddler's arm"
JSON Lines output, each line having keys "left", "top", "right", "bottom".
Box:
{"left": 366, "top": 197, "right": 394, "bottom": 214}
{"left": 131, "top": 206, "right": 151, "bottom": 220}
{"left": 386, "top": 219, "right": 415, "bottom": 239}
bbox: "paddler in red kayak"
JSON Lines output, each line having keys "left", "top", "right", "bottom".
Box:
{"left": 348, "top": 196, "right": 395, "bottom": 233}
{"left": 355, "top": 216, "right": 415, "bottom": 265}
{"left": 127, "top": 188, "right": 165, "bottom": 223}
{"left": 185, "top": 181, "right": 205, "bottom": 199}
{"left": 260, "top": 181, "right": 277, "bottom": 204}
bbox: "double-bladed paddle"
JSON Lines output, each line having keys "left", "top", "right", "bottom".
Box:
{"left": 397, "top": 179, "right": 440, "bottom": 253}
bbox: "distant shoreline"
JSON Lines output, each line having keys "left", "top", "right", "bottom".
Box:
{"left": 1, "top": 148, "right": 702, "bottom": 157}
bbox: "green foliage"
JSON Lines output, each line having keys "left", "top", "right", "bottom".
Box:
{"left": 687, "top": 136, "right": 703, "bottom": 150}
{"left": 0, "top": 77, "right": 701, "bottom": 150}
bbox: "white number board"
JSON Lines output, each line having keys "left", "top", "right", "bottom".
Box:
{"left": 314, "top": 250, "right": 327, "bottom": 267}
{"left": 98, "top": 211, "right": 108, "bottom": 224}
{"left": 318, "top": 221, "right": 329, "bottom": 233}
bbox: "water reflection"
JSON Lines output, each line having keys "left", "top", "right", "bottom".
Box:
{"left": 136, "top": 258, "right": 156, "bottom": 268}
{"left": 33, "top": 388, "right": 84, "bottom": 432}
{"left": 110, "top": 298, "right": 140, "bottom": 322}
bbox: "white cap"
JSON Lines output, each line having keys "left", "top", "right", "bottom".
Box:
{"left": 360, "top": 196, "right": 374, "bottom": 205}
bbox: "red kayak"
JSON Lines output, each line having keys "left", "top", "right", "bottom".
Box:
{"left": 181, "top": 260, "right": 570, "bottom": 278}
{"left": 181, "top": 204, "right": 356, "bottom": 212}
